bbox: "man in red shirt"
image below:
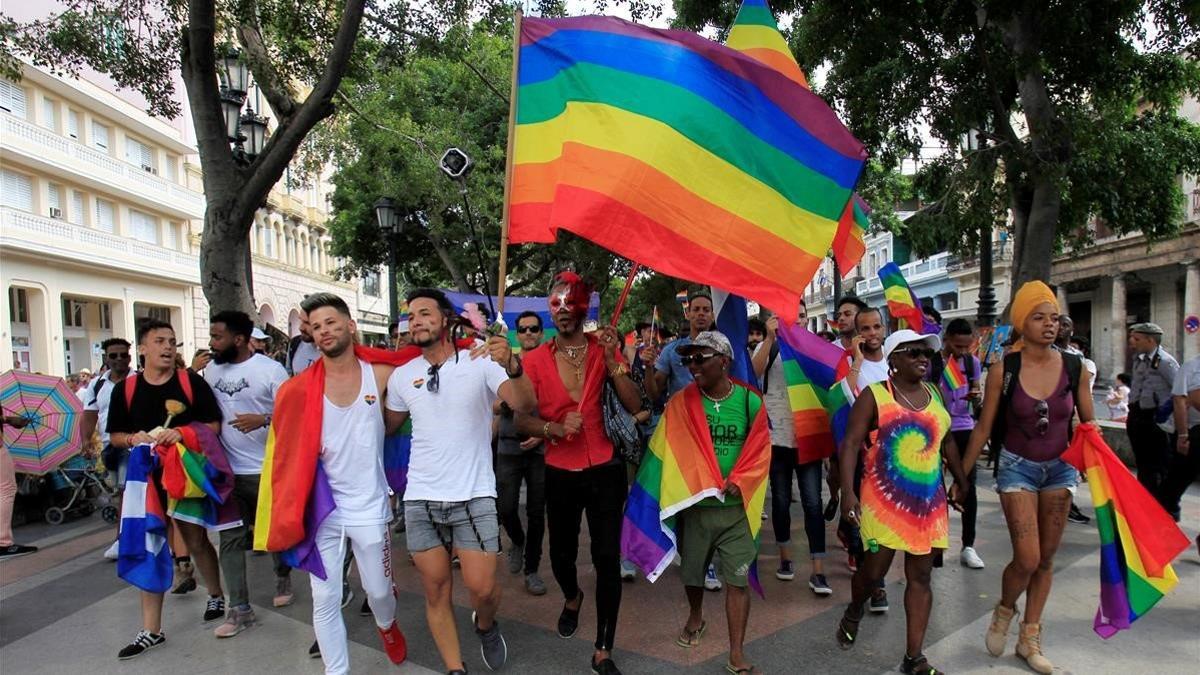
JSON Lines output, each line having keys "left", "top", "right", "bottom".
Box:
{"left": 519, "top": 271, "right": 643, "bottom": 675}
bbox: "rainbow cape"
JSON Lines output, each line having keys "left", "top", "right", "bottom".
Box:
{"left": 1061, "top": 424, "right": 1189, "bottom": 638}
{"left": 117, "top": 443, "right": 173, "bottom": 592}
{"left": 255, "top": 345, "right": 425, "bottom": 562}
{"left": 879, "top": 262, "right": 940, "bottom": 334}
{"left": 941, "top": 354, "right": 967, "bottom": 391}
{"left": 775, "top": 322, "right": 855, "bottom": 462}
{"left": 157, "top": 423, "right": 240, "bottom": 531}
{"left": 724, "top": 1, "right": 868, "bottom": 276}
{"left": 509, "top": 15, "right": 866, "bottom": 323}
{"left": 621, "top": 383, "right": 771, "bottom": 590}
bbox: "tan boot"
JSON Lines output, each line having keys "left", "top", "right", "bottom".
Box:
{"left": 984, "top": 603, "right": 1018, "bottom": 656}
{"left": 1016, "top": 622, "right": 1053, "bottom": 674}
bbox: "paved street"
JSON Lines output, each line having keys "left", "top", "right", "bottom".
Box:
{"left": 2, "top": 475, "right": 1198, "bottom": 675}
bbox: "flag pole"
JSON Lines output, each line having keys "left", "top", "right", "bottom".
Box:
{"left": 609, "top": 262, "right": 641, "bottom": 327}
{"left": 496, "top": 8, "right": 523, "bottom": 316}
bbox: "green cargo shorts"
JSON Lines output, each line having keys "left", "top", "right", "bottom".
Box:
{"left": 677, "top": 504, "right": 756, "bottom": 588}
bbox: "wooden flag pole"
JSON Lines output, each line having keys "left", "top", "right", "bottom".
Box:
{"left": 496, "top": 8, "right": 523, "bottom": 316}
{"left": 609, "top": 262, "right": 641, "bottom": 327}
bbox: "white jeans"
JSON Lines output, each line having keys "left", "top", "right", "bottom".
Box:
{"left": 310, "top": 520, "right": 396, "bottom": 675}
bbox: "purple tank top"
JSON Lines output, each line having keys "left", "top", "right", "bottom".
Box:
{"left": 1004, "top": 366, "right": 1074, "bottom": 462}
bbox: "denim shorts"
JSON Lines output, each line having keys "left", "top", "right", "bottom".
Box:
{"left": 995, "top": 449, "right": 1079, "bottom": 494}
{"left": 404, "top": 497, "right": 501, "bottom": 553}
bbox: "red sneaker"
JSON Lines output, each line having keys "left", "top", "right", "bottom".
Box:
{"left": 377, "top": 621, "right": 407, "bottom": 665}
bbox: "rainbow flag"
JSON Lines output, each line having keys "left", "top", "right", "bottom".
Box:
{"left": 879, "top": 262, "right": 940, "bottom": 334}
{"left": 621, "top": 383, "right": 771, "bottom": 590}
{"left": 156, "top": 423, "right": 240, "bottom": 531}
{"left": 724, "top": 1, "right": 868, "bottom": 276}
{"left": 1061, "top": 424, "right": 1189, "bottom": 638}
{"left": 775, "top": 322, "right": 855, "bottom": 462}
{"left": 509, "top": 16, "right": 867, "bottom": 323}
{"left": 383, "top": 419, "right": 412, "bottom": 495}
{"left": 443, "top": 290, "right": 599, "bottom": 347}
{"left": 942, "top": 354, "right": 967, "bottom": 391}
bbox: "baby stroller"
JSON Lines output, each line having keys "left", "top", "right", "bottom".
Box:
{"left": 43, "top": 454, "right": 120, "bottom": 525}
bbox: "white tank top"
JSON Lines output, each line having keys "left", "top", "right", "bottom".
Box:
{"left": 320, "top": 360, "right": 390, "bottom": 525}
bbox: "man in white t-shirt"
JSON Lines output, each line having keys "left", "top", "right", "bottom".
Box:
{"left": 81, "top": 338, "right": 133, "bottom": 560}
{"left": 385, "top": 288, "right": 535, "bottom": 674}
{"left": 204, "top": 311, "right": 291, "bottom": 638}
{"left": 287, "top": 308, "right": 320, "bottom": 375}
{"left": 849, "top": 307, "right": 890, "bottom": 388}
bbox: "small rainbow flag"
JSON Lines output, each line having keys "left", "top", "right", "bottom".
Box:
{"left": 509, "top": 15, "right": 867, "bottom": 322}
{"left": 1061, "top": 425, "right": 1189, "bottom": 638}
{"left": 879, "top": 262, "right": 940, "bottom": 334}
{"left": 942, "top": 354, "right": 967, "bottom": 392}
{"left": 775, "top": 322, "right": 854, "bottom": 462}
{"left": 621, "top": 383, "right": 771, "bottom": 591}
{"left": 832, "top": 194, "right": 869, "bottom": 275}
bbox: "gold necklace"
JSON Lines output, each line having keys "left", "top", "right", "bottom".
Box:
{"left": 555, "top": 337, "right": 588, "bottom": 385}
{"left": 894, "top": 381, "right": 930, "bottom": 410}
{"left": 701, "top": 379, "right": 735, "bottom": 412}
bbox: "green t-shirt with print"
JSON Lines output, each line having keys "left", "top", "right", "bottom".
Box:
{"left": 698, "top": 383, "right": 761, "bottom": 507}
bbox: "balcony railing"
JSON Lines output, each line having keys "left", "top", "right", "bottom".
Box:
{"left": 2, "top": 114, "right": 204, "bottom": 215}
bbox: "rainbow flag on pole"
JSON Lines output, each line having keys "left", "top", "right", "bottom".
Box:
{"left": 775, "top": 322, "right": 854, "bottom": 461}
{"left": 879, "top": 262, "right": 940, "bottom": 334}
{"left": 1061, "top": 425, "right": 1189, "bottom": 638}
{"left": 621, "top": 384, "right": 771, "bottom": 589}
{"left": 509, "top": 15, "right": 866, "bottom": 322}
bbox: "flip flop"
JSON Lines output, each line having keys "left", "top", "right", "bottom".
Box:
{"left": 675, "top": 620, "right": 707, "bottom": 648}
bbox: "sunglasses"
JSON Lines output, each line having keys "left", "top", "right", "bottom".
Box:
{"left": 681, "top": 352, "right": 720, "bottom": 366}
{"left": 426, "top": 364, "right": 441, "bottom": 393}
{"left": 894, "top": 347, "right": 937, "bottom": 359}
{"left": 516, "top": 326, "right": 542, "bottom": 334}
{"left": 106, "top": 352, "right": 132, "bottom": 360}
{"left": 1035, "top": 399, "right": 1049, "bottom": 436}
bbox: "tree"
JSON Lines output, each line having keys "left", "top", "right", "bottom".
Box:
{"left": 670, "top": 0, "right": 1200, "bottom": 289}
{"left": 3, "top": 0, "right": 370, "bottom": 315}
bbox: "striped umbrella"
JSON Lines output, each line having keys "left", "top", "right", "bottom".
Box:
{"left": 0, "top": 370, "right": 84, "bottom": 474}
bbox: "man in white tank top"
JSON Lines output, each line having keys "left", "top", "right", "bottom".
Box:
{"left": 385, "top": 288, "right": 536, "bottom": 675}
{"left": 302, "top": 294, "right": 408, "bottom": 675}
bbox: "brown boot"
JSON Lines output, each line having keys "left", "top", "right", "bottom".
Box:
{"left": 984, "top": 603, "right": 1017, "bottom": 656}
{"left": 1016, "top": 622, "right": 1053, "bottom": 674}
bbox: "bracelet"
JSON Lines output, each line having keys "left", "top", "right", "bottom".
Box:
{"left": 542, "top": 421, "right": 552, "bottom": 439}
{"left": 506, "top": 354, "right": 524, "bottom": 379}
{"left": 609, "top": 362, "right": 628, "bottom": 378}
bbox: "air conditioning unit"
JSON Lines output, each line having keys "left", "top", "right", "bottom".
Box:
{"left": 49, "top": 207, "right": 63, "bottom": 219}
{"left": 143, "top": 165, "right": 156, "bottom": 174}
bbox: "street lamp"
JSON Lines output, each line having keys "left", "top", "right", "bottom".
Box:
{"left": 375, "top": 198, "right": 404, "bottom": 324}
{"left": 963, "top": 126, "right": 997, "bottom": 327}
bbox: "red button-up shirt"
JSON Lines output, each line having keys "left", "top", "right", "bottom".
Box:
{"left": 523, "top": 333, "right": 621, "bottom": 470}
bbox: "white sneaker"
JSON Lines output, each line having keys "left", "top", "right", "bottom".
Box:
{"left": 619, "top": 559, "right": 636, "bottom": 581}
{"left": 703, "top": 564, "right": 723, "bottom": 591}
{"left": 961, "top": 546, "right": 985, "bottom": 569}
{"left": 104, "top": 540, "right": 120, "bottom": 561}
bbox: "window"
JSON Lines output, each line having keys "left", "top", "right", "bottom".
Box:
{"left": 95, "top": 198, "right": 115, "bottom": 232}
{"left": 99, "top": 302, "right": 112, "bottom": 330}
{"left": 92, "top": 121, "right": 109, "bottom": 151}
{"left": 362, "top": 270, "right": 381, "bottom": 297}
{"left": 8, "top": 288, "right": 28, "bottom": 323}
{"left": 42, "top": 97, "right": 57, "bottom": 131}
{"left": 310, "top": 243, "right": 318, "bottom": 269}
{"left": 165, "top": 221, "right": 178, "bottom": 250}
{"left": 62, "top": 299, "right": 85, "bottom": 328}
{"left": 47, "top": 183, "right": 61, "bottom": 217}
{"left": 125, "top": 136, "right": 154, "bottom": 171}
{"left": 261, "top": 224, "right": 274, "bottom": 258}
{"left": 71, "top": 190, "right": 84, "bottom": 225}
{"left": 130, "top": 209, "right": 158, "bottom": 243}
{"left": 147, "top": 306, "right": 171, "bottom": 322}
{"left": 1192, "top": 188, "right": 1200, "bottom": 218}
{"left": 1, "top": 169, "right": 33, "bottom": 211}
{"left": 0, "top": 80, "right": 27, "bottom": 118}
{"left": 67, "top": 109, "right": 80, "bottom": 139}
{"left": 937, "top": 292, "right": 958, "bottom": 311}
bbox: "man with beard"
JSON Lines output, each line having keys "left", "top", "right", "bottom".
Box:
{"left": 518, "top": 272, "right": 644, "bottom": 675}
{"left": 204, "top": 311, "right": 293, "bottom": 636}
{"left": 287, "top": 305, "right": 320, "bottom": 375}
{"left": 834, "top": 296, "right": 868, "bottom": 352}
{"left": 385, "top": 288, "right": 535, "bottom": 674}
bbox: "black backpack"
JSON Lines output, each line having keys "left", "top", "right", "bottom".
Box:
{"left": 988, "top": 351, "right": 1082, "bottom": 466}
{"left": 760, "top": 342, "right": 781, "bottom": 394}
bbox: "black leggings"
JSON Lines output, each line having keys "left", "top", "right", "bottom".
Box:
{"left": 545, "top": 462, "right": 626, "bottom": 652}
{"left": 950, "top": 430, "right": 979, "bottom": 547}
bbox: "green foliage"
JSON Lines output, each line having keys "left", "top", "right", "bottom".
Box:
{"left": 600, "top": 271, "right": 691, "bottom": 335}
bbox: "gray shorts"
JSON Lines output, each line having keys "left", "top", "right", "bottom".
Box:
{"left": 404, "top": 497, "right": 501, "bottom": 553}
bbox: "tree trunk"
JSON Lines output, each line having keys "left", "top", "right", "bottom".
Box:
{"left": 1011, "top": 177, "right": 1060, "bottom": 290}
{"left": 199, "top": 206, "right": 258, "bottom": 316}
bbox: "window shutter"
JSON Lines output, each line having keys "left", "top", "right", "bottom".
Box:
{"left": 0, "top": 80, "right": 27, "bottom": 118}
{"left": 95, "top": 198, "right": 115, "bottom": 232}
{"left": 1, "top": 170, "right": 33, "bottom": 211}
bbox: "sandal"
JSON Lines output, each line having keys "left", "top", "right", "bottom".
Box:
{"left": 675, "top": 620, "right": 707, "bottom": 648}
{"left": 835, "top": 606, "right": 863, "bottom": 650}
{"left": 725, "top": 664, "right": 762, "bottom": 674}
{"left": 900, "top": 653, "right": 944, "bottom": 675}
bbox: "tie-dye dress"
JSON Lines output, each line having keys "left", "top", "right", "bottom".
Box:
{"left": 859, "top": 381, "right": 951, "bottom": 554}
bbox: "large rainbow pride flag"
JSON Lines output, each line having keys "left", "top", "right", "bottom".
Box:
{"left": 621, "top": 384, "right": 771, "bottom": 589}
{"left": 1061, "top": 424, "right": 1189, "bottom": 638}
{"left": 509, "top": 15, "right": 867, "bottom": 323}
{"left": 775, "top": 322, "right": 854, "bottom": 462}
{"left": 725, "top": 1, "right": 868, "bottom": 276}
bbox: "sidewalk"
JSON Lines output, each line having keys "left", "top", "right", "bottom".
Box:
{"left": 2, "top": 474, "right": 1197, "bottom": 673}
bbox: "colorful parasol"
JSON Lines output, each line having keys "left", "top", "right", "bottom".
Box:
{"left": 0, "top": 370, "right": 85, "bottom": 474}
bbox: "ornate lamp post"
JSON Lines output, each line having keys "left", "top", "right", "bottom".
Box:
{"left": 374, "top": 198, "right": 404, "bottom": 324}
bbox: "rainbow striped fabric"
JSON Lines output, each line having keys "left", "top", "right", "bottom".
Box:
{"left": 941, "top": 354, "right": 967, "bottom": 391}
{"left": 775, "top": 322, "right": 855, "bottom": 462}
{"left": 157, "top": 423, "right": 240, "bottom": 531}
{"left": 443, "top": 290, "right": 599, "bottom": 347}
{"left": 1061, "top": 425, "right": 1189, "bottom": 638}
{"left": 621, "top": 384, "right": 771, "bottom": 585}
{"left": 383, "top": 420, "right": 412, "bottom": 496}
{"left": 832, "top": 193, "right": 870, "bottom": 275}
{"left": 509, "top": 16, "right": 867, "bottom": 322}
{"left": 879, "top": 262, "right": 941, "bottom": 334}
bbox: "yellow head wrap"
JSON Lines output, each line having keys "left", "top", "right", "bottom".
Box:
{"left": 1010, "top": 281, "right": 1059, "bottom": 338}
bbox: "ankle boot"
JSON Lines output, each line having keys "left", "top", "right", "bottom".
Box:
{"left": 170, "top": 559, "right": 196, "bottom": 594}
{"left": 984, "top": 603, "right": 1017, "bottom": 656}
{"left": 1015, "top": 622, "right": 1053, "bottom": 674}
